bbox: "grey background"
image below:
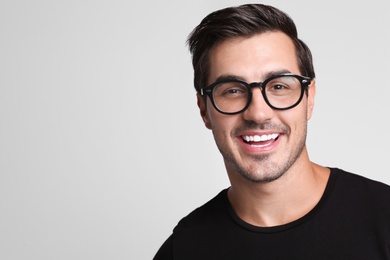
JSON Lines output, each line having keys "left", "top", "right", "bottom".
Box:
{"left": 1, "top": 0, "right": 389, "bottom": 259}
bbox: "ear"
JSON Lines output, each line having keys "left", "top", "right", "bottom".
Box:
{"left": 306, "top": 79, "right": 316, "bottom": 120}
{"left": 197, "top": 93, "right": 212, "bottom": 129}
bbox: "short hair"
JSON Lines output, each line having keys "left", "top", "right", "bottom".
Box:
{"left": 187, "top": 4, "right": 315, "bottom": 92}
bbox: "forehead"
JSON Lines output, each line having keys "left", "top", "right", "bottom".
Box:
{"left": 208, "top": 31, "right": 299, "bottom": 83}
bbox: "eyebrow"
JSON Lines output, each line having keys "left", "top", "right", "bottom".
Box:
{"left": 214, "top": 69, "right": 293, "bottom": 83}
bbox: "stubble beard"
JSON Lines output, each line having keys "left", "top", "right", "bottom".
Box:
{"left": 214, "top": 121, "right": 307, "bottom": 183}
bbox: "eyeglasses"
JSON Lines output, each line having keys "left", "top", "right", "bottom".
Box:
{"left": 200, "top": 74, "right": 311, "bottom": 115}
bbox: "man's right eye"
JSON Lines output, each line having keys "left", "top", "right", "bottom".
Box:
{"left": 220, "top": 87, "right": 247, "bottom": 97}
{"left": 226, "top": 88, "right": 241, "bottom": 94}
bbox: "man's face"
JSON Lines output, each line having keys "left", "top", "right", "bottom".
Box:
{"left": 197, "top": 31, "right": 316, "bottom": 183}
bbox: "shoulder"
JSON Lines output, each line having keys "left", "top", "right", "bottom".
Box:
{"left": 174, "top": 189, "right": 229, "bottom": 231}
{"left": 330, "top": 168, "right": 390, "bottom": 213}
{"left": 153, "top": 190, "right": 230, "bottom": 260}
{"left": 331, "top": 168, "right": 390, "bottom": 195}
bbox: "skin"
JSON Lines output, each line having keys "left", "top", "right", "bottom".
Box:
{"left": 197, "top": 31, "right": 330, "bottom": 227}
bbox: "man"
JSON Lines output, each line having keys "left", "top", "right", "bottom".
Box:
{"left": 154, "top": 4, "right": 390, "bottom": 259}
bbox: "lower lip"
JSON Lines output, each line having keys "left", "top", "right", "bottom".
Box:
{"left": 238, "top": 135, "right": 282, "bottom": 153}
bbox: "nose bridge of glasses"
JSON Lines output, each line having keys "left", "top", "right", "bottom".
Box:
{"left": 248, "top": 81, "right": 263, "bottom": 91}
{"left": 247, "top": 81, "right": 269, "bottom": 107}
{"left": 243, "top": 81, "right": 274, "bottom": 120}
{"left": 248, "top": 82, "right": 266, "bottom": 100}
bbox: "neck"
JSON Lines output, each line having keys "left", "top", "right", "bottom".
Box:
{"left": 226, "top": 154, "right": 330, "bottom": 227}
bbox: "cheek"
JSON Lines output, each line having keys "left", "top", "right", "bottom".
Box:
{"left": 281, "top": 106, "right": 308, "bottom": 131}
{"left": 208, "top": 113, "right": 227, "bottom": 131}
{"left": 206, "top": 100, "right": 223, "bottom": 129}
{"left": 207, "top": 109, "right": 238, "bottom": 133}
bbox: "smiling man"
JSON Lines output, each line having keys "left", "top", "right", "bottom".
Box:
{"left": 154, "top": 4, "right": 390, "bottom": 259}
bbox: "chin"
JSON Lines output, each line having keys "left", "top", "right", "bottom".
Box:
{"left": 240, "top": 169, "right": 285, "bottom": 183}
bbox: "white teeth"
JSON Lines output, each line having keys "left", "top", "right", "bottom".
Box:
{"left": 242, "top": 134, "right": 279, "bottom": 142}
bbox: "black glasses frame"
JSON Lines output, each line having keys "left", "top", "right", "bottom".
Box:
{"left": 200, "top": 74, "right": 312, "bottom": 115}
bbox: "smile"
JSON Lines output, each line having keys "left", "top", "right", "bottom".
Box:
{"left": 242, "top": 134, "right": 279, "bottom": 142}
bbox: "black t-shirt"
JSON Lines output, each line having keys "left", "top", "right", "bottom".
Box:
{"left": 154, "top": 168, "right": 390, "bottom": 259}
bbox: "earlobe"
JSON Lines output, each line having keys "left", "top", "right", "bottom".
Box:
{"left": 307, "top": 79, "right": 316, "bottom": 120}
{"left": 197, "top": 93, "right": 212, "bottom": 129}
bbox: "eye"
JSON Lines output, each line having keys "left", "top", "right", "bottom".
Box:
{"left": 271, "top": 84, "right": 287, "bottom": 90}
{"left": 214, "top": 82, "right": 248, "bottom": 98}
{"left": 265, "top": 77, "right": 298, "bottom": 97}
{"left": 223, "top": 88, "right": 245, "bottom": 95}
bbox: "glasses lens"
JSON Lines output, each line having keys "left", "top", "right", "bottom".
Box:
{"left": 264, "top": 76, "right": 303, "bottom": 109}
{"left": 212, "top": 81, "right": 249, "bottom": 113}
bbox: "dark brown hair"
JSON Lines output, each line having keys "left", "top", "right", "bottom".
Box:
{"left": 187, "top": 4, "right": 315, "bottom": 92}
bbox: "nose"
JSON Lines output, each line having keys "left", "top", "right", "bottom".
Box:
{"left": 242, "top": 88, "right": 274, "bottom": 123}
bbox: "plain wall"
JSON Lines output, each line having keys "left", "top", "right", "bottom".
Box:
{"left": 1, "top": 0, "right": 389, "bottom": 259}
